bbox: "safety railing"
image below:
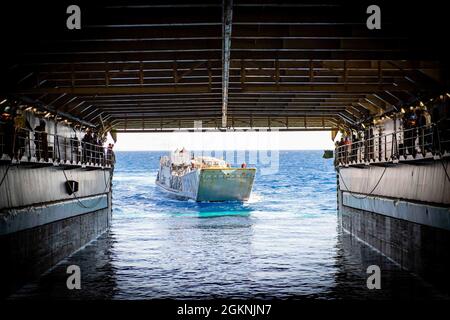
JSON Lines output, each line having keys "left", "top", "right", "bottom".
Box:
{"left": 335, "top": 122, "right": 450, "bottom": 167}
{"left": 0, "top": 127, "right": 114, "bottom": 168}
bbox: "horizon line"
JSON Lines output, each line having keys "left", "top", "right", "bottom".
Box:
{"left": 114, "top": 148, "right": 332, "bottom": 152}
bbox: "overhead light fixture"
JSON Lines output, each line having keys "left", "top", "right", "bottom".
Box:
{"left": 446, "top": 93, "right": 450, "bottom": 98}
{"left": 419, "top": 101, "right": 424, "bottom": 107}
{"left": 401, "top": 108, "right": 406, "bottom": 113}
{"left": 0, "top": 99, "right": 7, "bottom": 105}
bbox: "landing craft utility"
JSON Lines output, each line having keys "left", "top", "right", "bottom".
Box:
{"left": 156, "top": 148, "right": 255, "bottom": 202}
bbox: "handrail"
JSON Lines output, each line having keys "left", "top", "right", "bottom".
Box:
{"left": 0, "top": 127, "right": 114, "bottom": 167}
{"left": 335, "top": 122, "right": 450, "bottom": 166}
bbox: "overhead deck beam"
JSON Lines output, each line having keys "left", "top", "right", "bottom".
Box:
{"left": 11, "top": 85, "right": 211, "bottom": 95}
{"left": 242, "top": 83, "right": 414, "bottom": 93}
{"left": 18, "top": 96, "right": 96, "bottom": 128}
{"left": 1, "top": 1, "right": 447, "bottom": 131}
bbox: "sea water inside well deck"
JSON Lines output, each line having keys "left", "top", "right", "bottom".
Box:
{"left": 12, "top": 151, "right": 448, "bottom": 299}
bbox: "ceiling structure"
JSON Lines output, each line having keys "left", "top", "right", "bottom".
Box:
{"left": 0, "top": 1, "right": 448, "bottom": 131}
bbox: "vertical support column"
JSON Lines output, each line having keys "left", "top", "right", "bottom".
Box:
{"left": 173, "top": 61, "right": 178, "bottom": 85}
{"left": 240, "top": 59, "right": 245, "bottom": 89}
{"left": 275, "top": 59, "right": 280, "bottom": 89}
{"left": 378, "top": 60, "right": 383, "bottom": 88}
{"left": 105, "top": 62, "right": 110, "bottom": 87}
{"left": 139, "top": 61, "right": 144, "bottom": 86}
{"left": 207, "top": 60, "right": 212, "bottom": 91}
{"left": 221, "top": 0, "right": 233, "bottom": 128}
{"left": 71, "top": 63, "right": 75, "bottom": 89}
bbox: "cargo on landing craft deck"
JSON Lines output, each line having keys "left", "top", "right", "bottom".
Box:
{"left": 156, "top": 149, "right": 255, "bottom": 202}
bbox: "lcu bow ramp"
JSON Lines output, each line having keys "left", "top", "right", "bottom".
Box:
{"left": 156, "top": 149, "right": 255, "bottom": 202}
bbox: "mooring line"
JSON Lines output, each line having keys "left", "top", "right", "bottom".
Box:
{"left": 338, "top": 166, "right": 388, "bottom": 200}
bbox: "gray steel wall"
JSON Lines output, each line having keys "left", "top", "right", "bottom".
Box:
{"left": 0, "top": 206, "right": 111, "bottom": 298}
{"left": 0, "top": 166, "right": 111, "bottom": 210}
{"left": 339, "top": 202, "right": 450, "bottom": 295}
{"left": 339, "top": 161, "right": 450, "bottom": 205}
{"left": 338, "top": 161, "right": 450, "bottom": 294}
{"left": 0, "top": 164, "right": 113, "bottom": 297}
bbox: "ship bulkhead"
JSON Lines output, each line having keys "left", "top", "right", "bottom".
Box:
{"left": 335, "top": 108, "right": 450, "bottom": 292}
{"left": 0, "top": 113, "right": 113, "bottom": 297}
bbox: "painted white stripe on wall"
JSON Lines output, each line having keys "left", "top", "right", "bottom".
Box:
{"left": 0, "top": 194, "right": 108, "bottom": 235}
{"left": 0, "top": 166, "right": 111, "bottom": 210}
{"left": 339, "top": 162, "right": 450, "bottom": 205}
{"left": 342, "top": 192, "right": 450, "bottom": 231}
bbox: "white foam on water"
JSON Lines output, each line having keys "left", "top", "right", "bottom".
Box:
{"left": 247, "top": 191, "right": 263, "bottom": 203}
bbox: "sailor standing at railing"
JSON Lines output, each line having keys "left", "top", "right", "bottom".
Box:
{"left": 13, "top": 109, "right": 27, "bottom": 161}
{"left": 34, "top": 120, "right": 48, "bottom": 162}
{"left": 1, "top": 106, "right": 14, "bottom": 160}
{"left": 107, "top": 143, "right": 115, "bottom": 166}
{"left": 82, "top": 129, "right": 93, "bottom": 164}
{"left": 93, "top": 132, "right": 100, "bottom": 165}
{"left": 416, "top": 108, "right": 429, "bottom": 154}
{"left": 431, "top": 95, "right": 450, "bottom": 153}
{"left": 344, "top": 137, "right": 351, "bottom": 163}
{"left": 403, "top": 107, "right": 418, "bottom": 157}
{"left": 350, "top": 132, "right": 360, "bottom": 163}
{"left": 71, "top": 134, "right": 80, "bottom": 163}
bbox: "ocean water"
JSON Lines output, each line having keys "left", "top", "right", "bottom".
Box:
{"left": 12, "top": 151, "right": 447, "bottom": 299}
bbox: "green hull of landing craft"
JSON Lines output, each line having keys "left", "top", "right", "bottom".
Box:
{"left": 156, "top": 168, "right": 256, "bottom": 202}
{"left": 323, "top": 150, "right": 334, "bottom": 159}
{"left": 196, "top": 168, "right": 256, "bottom": 202}
{"left": 156, "top": 151, "right": 256, "bottom": 202}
